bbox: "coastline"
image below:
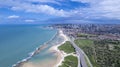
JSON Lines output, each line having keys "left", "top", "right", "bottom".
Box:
{"left": 49, "top": 29, "right": 69, "bottom": 67}
{"left": 12, "top": 28, "right": 58, "bottom": 67}
{"left": 17, "top": 29, "right": 70, "bottom": 67}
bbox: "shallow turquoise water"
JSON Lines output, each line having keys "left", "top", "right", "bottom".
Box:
{"left": 27, "top": 28, "right": 65, "bottom": 67}
{"left": 0, "top": 25, "right": 56, "bottom": 67}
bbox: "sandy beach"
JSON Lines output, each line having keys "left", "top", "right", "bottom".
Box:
{"left": 20, "top": 30, "right": 69, "bottom": 67}
{"left": 20, "top": 59, "right": 57, "bottom": 67}
{"left": 50, "top": 29, "right": 69, "bottom": 67}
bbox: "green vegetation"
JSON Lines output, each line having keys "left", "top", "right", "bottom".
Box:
{"left": 58, "top": 41, "right": 78, "bottom": 67}
{"left": 85, "top": 56, "right": 91, "bottom": 67}
{"left": 74, "top": 39, "right": 94, "bottom": 47}
{"left": 94, "top": 40, "right": 120, "bottom": 67}
{"left": 75, "top": 39, "right": 98, "bottom": 67}
{"left": 75, "top": 39, "right": 120, "bottom": 67}
{"left": 77, "top": 33, "right": 97, "bottom": 38}
{"left": 59, "top": 55, "right": 78, "bottom": 67}
{"left": 58, "top": 41, "right": 75, "bottom": 54}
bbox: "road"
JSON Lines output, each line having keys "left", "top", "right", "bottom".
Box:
{"left": 69, "top": 38, "right": 88, "bottom": 67}
{"left": 69, "top": 37, "right": 93, "bottom": 67}
{"left": 63, "top": 30, "right": 92, "bottom": 67}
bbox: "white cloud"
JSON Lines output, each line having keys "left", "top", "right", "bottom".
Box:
{"left": 71, "top": 0, "right": 120, "bottom": 19}
{"left": 8, "top": 15, "right": 20, "bottom": 19}
{"left": 0, "top": 0, "right": 69, "bottom": 17}
{"left": 25, "top": 19, "right": 35, "bottom": 22}
{"left": 26, "top": 0, "right": 60, "bottom": 4}
{"left": 1, "top": 0, "right": 120, "bottom": 19}
{"left": 71, "top": 0, "right": 90, "bottom": 3}
{"left": 11, "top": 4, "right": 70, "bottom": 17}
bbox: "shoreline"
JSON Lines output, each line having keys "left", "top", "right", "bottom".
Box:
{"left": 12, "top": 28, "right": 58, "bottom": 67}
{"left": 49, "top": 29, "right": 69, "bottom": 67}
{"left": 17, "top": 29, "right": 70, "bottom": 67}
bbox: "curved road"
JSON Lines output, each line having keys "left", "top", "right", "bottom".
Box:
{"left": 69, "top": 38, "right": 88, "bottom": 67}
{"left": 69, "top": 37, "right": 93, "bottom": 67}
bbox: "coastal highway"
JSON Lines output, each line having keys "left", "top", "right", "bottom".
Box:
{"left": 69, "top": 37, "right": 88, "bottom": 67}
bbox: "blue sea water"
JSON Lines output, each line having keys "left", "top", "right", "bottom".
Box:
{"left": 0, "top": 25, "right": 57, "bottom": 67}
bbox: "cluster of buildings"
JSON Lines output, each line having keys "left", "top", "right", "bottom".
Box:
{"left": 51, "top": 24, "right": 120, "bottom": 40}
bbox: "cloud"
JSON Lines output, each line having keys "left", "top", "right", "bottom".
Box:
{"left": 0, "top": 0, "right": 69, "bottom": 17}
{"left": 8, "top": 15, "right": 20, "bottom": 19}
{"left": 26, "top": 0, "right": 60, "bottom": 4}
{"left": 98, "top": 0, "right": 120, "bottom": 19}
{"left": 71, "top": 0, "right": 92, "bottom": 3}
{"left": 69, "top": 0, "right": 120, "bottom": 21}
{"left": 1, "top": 0, "right": 120, "bottom": 22}
{"left": 25, "top": 19, "right": 35, "bottom": 22}
{"left": 11, "top": 4, "right": 70, "bottom": 17}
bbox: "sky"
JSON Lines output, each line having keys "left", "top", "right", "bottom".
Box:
{"left": 0, "top": 0, "right": 120, "bottom": 24}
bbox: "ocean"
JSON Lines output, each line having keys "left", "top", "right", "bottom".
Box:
{"left": 0, "top": 25, "right": 57, "bottom": 67}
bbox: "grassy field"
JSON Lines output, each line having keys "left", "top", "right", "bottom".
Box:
{"left": 74, "top": 39, "right": 99, "bottom": 67}
{"left": 77, "top": 33, "right": 97, "bottom": 38}
{"left": 58, "top": 41, "right": 78, "bottom": 67}
{"left": 85, "top": 56, "right": 91, "bottom": 67}
{"left": 58, "top": 41, "right": 75, "bottom": 54}
{"left": 75, "top": 39, "right": 120, "bottom": 67}
{"left": 74, "top": 39, "right": 94, "bottom": 48}
{"left": 59, "top": 55, "right": 78, "bottom": 67}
